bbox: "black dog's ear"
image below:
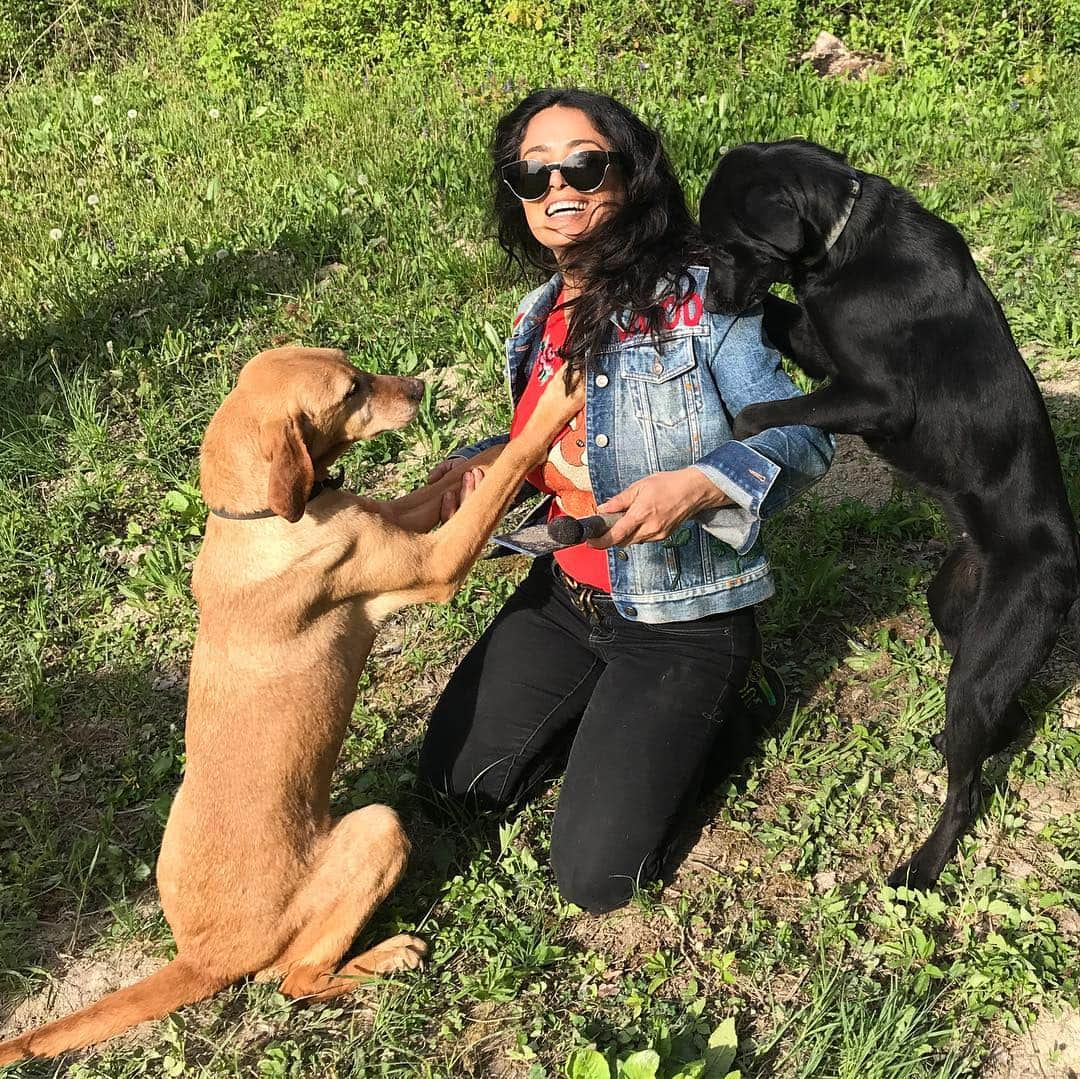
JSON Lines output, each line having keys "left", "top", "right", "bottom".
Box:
{"left": 741, "top": 189, "right": 804, "bottom": 255}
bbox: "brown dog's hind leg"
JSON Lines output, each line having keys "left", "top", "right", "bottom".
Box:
{"left": 279, "top": 935, "right": 427, "bottom": 1002}
{"left": 262, "top": 804, "right": 424, "bottom": 1000}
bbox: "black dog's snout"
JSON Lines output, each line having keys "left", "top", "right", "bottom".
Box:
{"left": 404, "top": 378, "right": 425, "bottom": 402}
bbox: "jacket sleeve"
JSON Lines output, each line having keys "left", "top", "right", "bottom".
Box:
{"left": 690, "top": 308, "right": 835, "bottom": 555}
{"left": 450, "top": 433, "right": 509, "bottom": 460}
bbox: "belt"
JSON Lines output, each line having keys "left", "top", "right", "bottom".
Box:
{"left": 554, "top": 563, "right": 611, "bottom": 622}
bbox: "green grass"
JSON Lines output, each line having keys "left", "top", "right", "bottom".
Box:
{"left": 1, "top": 4, "right": 1079, "bottom": 1076}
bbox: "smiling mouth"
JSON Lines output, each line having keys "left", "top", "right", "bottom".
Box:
{"left": 546, "top": 200, "right": 587, "bottom": 218}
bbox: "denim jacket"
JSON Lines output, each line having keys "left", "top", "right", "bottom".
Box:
{"left": 455, "top": 265, "right": 835, "bottom": 623}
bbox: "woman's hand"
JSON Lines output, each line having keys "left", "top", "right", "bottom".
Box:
{"left": 588, "top": 468, "right": 732, "bottom": 548}
{"left": 437, "top": 466, "right": 485, "bottom": 522}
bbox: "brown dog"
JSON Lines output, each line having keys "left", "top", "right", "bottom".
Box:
{"left": 0, "top": 346, "right": 581, "bottom": 1064}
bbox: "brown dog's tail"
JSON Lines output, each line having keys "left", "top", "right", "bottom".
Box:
{"left": 0, "top": 956, "right": 230, "bottom": 1065}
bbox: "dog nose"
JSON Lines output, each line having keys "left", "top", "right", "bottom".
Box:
{"left": 404, "top": 378, "right": 425, "bottom": 402}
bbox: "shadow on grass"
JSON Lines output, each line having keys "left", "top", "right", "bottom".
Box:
{"left": 2, "top": 386, "right": 1079, "bottom": 1060}
{"left": 0, "top": 222, "right": 353, "bottom": 388}
{"left": 0, "top": 655, "right": 185, "bottom": 1021}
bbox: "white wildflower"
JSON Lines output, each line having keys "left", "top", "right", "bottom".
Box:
{"left": 127, "top": 109, "right": 138, "bottom": 119}
{"left": 49, "top": 228, "right": 63, "bottom": 241}
{"left": 92, "top": 94, "right": 104, "bottom": 106}
{"left": 208, "top": 107, "right": 221, "bottom": 120}
{"left": 87, "top": 194, "right": 100, "bottom": 206}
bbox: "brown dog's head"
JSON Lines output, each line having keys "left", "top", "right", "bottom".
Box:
{"left": 201, "top": 347, "right": 424, "bottom": 522}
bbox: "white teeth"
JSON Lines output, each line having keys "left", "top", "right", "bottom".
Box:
{"left": 546, "top": 201, "right": 586, "bottom": 217}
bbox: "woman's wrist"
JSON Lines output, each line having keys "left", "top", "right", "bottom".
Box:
{"left": 681, "top": 467, "right": 733, "bottom": 513}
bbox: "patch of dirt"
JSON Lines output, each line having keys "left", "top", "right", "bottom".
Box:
{"left": 984, "top": 1008, "right": 1080, "bottom": 1078}
{"left": 815, "top": 434, "right": 898, "bottom": 510}
{"left": 1017, "top": 781, "right": 1079, "bottom": 831}
{"left": 0, "top": 943, "right": 163, "bottom": 1045}
{"left": 564, "top": 906, "right": 670, "bottom": 970}
{"left": 1054, "top": 191, "right": 1080, "bottom": 213}
{"left": 801, "top": 31, "right": 888, "bottom": 81}
{"left": 673, "top": 818, "right": 764, "bottom": 885}
{"left": 457, "top": 1002, "right": 527, "bottom": 1078}
{"left": 1041, "top": 376, "right": 1080, "bottom": 401}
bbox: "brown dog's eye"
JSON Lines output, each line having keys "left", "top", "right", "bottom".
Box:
{"left": 344, "top": 379, "right": 363, "bottom": 400}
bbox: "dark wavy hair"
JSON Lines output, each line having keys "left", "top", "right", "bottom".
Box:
{"left": 491, "top": 88, "right": 709, "bottom": 377}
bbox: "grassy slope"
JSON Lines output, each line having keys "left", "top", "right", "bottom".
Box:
{"left": 0, "top": 7, "right": 1078, "bottom": 1076}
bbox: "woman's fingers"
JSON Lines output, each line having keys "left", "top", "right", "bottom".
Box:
{"left": 426, "top": 459, "right": 456, "bottom": 484}
{"left": 439, "top": 468, "right": 485, "bottom": 522}
{"left": 459, "top": 468, "right": 484, "bottom": 503}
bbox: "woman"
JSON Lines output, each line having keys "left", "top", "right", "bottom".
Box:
{"left": 417, "top": 89, "right": 834, "bottom": 913}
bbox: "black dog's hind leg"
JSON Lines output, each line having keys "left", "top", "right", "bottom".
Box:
{"left": 927, "top": 541, "right": 981, "bottom": 656}
{"left": 761, "top": 295, "right": 837, "bottom": 380}
{"left": 888, "top": 567, "right": 1063, "bottom": 889}
{"left": 926, "top": 541, "right": 981, "bottom": 754}
{"left": 733, "top": 381, "right": 910, "bottom": 441}
{"left": 926, "top": 543, "right": 1030, "bottom": 756}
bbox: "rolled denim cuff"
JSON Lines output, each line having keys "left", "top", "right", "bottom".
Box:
{"left": 449, "top": 433, "right": 509, "bottom": 461}
{"left": 691, "top": 441, "right": 781, "bottom": 556}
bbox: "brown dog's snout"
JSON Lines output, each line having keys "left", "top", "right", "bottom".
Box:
{"left": 403, "top": 378, "right": 425, "bottom": 403}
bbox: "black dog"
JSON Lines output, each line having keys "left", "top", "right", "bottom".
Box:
{"left": 699, "top": 138, "right": 1079, "bottom": 889}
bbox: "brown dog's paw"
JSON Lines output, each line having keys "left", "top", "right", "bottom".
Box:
{"left": 361, "top": 933, "right": 428, "bottom": 974}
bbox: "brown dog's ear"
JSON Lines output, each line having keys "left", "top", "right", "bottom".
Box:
{"left": 262, "top": 414, "right": 313, "bottom": 522}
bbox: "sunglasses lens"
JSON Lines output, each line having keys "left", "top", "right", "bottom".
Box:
{"left": 559, "top": 151, "right": 610, "bottom": 193}
{"left": 503, "top": 151, "right": 617, "bottom": 200}
{"left": 503, "top": 161, "right": 549, "bottom": 200}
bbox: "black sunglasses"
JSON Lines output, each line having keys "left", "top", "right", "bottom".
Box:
{"left": 501, "top": 150, "right": 622, "bottom": 202}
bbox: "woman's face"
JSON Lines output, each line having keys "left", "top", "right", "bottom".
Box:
{"left": 515, "top": 106, "right": 626, "bottom": 261}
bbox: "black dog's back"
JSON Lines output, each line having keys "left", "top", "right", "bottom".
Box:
{"left": 699, "top": 138, "right": 1079, "bottom": 889}
{"left": 833, "top": 171, "right": 1073, "bottom": 555}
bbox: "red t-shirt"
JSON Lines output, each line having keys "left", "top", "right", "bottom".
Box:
{"left": 508, "top": 296, "right": 612, "bottom": 591}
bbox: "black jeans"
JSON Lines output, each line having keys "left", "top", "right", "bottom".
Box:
{"left": 417, "top": 558, "right": 760, "bottom": 913}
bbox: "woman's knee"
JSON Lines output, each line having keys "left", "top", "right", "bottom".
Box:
{"left": 550, "top": 838, "right": 658, "bottom": 914}
{"left": 415, "top": 746, "right": 515, "bottom": 810}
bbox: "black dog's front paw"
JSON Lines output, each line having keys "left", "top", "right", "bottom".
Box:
{"left": 732, "top": 406, "right": 768, "bottom": 441}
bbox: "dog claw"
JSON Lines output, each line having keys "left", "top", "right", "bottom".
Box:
{"left": 930, "top": 730, "right": 946, "bottom": 755}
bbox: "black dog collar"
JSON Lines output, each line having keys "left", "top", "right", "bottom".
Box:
{"left": 208, "top": 467, "right": 346, "bottom": 521}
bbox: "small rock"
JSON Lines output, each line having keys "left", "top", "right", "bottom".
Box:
{"left": 813, "top": 870, "right": 837, "bottom": 893}
{"left": 1004, "top": 857, "right": 1035, "bottom": 879}
{"left": 315, "top": 262, "right": 348, "bottom": 289}
{"left": 152, "top": 671, "right": 187, "bottom": 693}
{"left": 802, "top": 31, "right": 887, "bottom": 81}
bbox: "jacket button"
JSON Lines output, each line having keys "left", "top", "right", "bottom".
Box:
{"left": 594, "top": 433, "right": 609, "bottom": 447}
{"left": 623, "top": 605, "right": 637, "bottom": 617}
{"left": 652, "top": 360, "right": 664, "bottom": 375}
{"left": 616, "top": 549, "right": 629, "bottom": 561}
{"left": 595, "top": 373, "right": 609, "bottom": 388}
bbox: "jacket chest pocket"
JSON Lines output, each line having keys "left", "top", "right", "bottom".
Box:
{"left": 618, "top": 338, "right": 701, "bottom": 431}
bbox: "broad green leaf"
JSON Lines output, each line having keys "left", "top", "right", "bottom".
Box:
{"left": 617, "top": 1050, "right": 660, "bottom": 1079}
{"left": 704, "top": 1018, "right": 739, "bottom": 1077}
{"left": 566, "top": 1048, "right": 611, "bottom": 1079}
{"left": 163, "top": 489, "right": 190, "bottom": 513}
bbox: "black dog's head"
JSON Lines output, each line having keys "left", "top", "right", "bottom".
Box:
{"left": 699, "top": 139, "right": 857, "bottom": 313}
